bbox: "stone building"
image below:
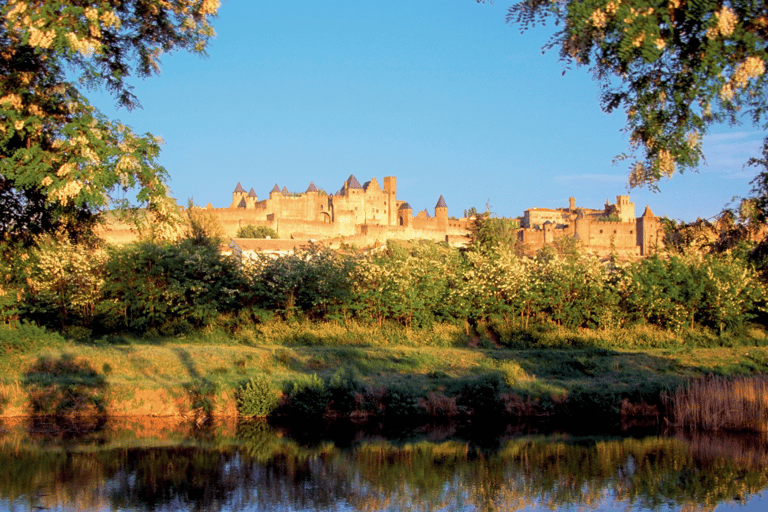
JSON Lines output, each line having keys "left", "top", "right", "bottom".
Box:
{"left": 98, "top": 174, "right": 664, "bottom": 258}
{"left": 214, "top": 174, "right": 470, "bottom": 246}
{"left": 517, "top": 195, "right": 663, "bottom": 257}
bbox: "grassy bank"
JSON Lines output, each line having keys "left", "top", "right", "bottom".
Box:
{"left": 2, "top": 321, "right": 768, "bottom": 430}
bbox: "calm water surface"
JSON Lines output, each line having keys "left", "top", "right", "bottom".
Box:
{"left": 0, "top": 417, "right": 766, "bottom": 511}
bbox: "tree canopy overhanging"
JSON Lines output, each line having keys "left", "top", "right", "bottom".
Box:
{"left": 0, "top": 0, "right": 219, "bottom": 244}
{"left": 482, "top": 0, "right": 768, "bottom": 188}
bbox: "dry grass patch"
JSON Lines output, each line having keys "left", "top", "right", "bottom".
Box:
{"left": 665, "top": 375, "right": 768, "bottom": 432}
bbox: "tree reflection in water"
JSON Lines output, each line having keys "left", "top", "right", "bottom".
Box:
{"left": 0, "top": 417, "right": 766, "bottom": 511}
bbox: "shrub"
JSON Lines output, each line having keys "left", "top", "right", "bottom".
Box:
{"left": 328, "top": 367, "right": 362, "bottom": 415}
{"left": 457, "top": 373, "right": 506, "bottom": 416}
{"left": 495, "top": 360, "right": 531, "bottom": 386}
{"left": 565, "top": 387, "right": 621, "bottom": 419}
{"left": 0, "top": 321, "right": 65, "bottom": 355}
{"left": 99, "top": 240, "right": 249, "bottom": 332}
{"left": 236, "top": 374, "right": 280, "bottom": 418}
{"left": 383, "top": 384, "right": 421, "bottom": 416}
{"left": 18, "top": 238, "right": 107, "bottom": 328}
{"left": 418, "top": 392, "right": 458, "bottom": 417}
{"left": 236, "top": 225, "right": 278, "bottom": 239}
{"left": 248, "top": 246, "right": 355, "bottom": 319}
{"left": 287, "top": 374, "right": 330, "bottom": 418}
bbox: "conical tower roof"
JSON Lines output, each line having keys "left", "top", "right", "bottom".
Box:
{"left": 642, "top": 206, "right": 655, "bottom": 218}
{"left": 237, "top": 198, "right": 247, "bottom": 208}
{"left": 306, "top": 181, "right": 319, "bottom": 192}
{"left": 346, "top": 174, "right": 362, "bottom": 189}
{"left": 234, "top": 182, "right": 246, "bottom": 193}
{"left": 435, "top": 195, "right": 447, "bottom": 208}
{"left": 399, "top": 202, "right": 412, "bottom": 211}
{"left": 282, "top": 186, "right": 290, "bottom": 196}
{"left": 248, "top": 188, "right": 257, "bottom": 197}
{"left": 271, "top": 184, "right": 280, "bottom": 193}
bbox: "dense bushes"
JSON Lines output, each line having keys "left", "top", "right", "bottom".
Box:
{"left": 621, "top": 254, "right": 761, "bottom": 333}
{"left": 100, "top": 240, "right": 249, "bottom": 333}
{"left": 236, "top": 374, "right": 280, "bottom": 417}
{"left": 0, "top": 322, "right": 65, "bottom": 355}
{"left": 236, "top": 225, "right": 278, "bottom": 239}
{"left": 2, "top": 238, "right": 250, "bottom": 337}
{"left": 1, "top": 237, "right": 766, "bottom": 343}
{"left": 248, "top": 245, "right": 354, "bottom": 320}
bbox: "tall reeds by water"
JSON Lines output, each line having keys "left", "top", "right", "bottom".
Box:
{"left": 666, "top": 376, "right": 768, "bottom": 432}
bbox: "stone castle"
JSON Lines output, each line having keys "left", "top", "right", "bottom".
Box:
{"left": 99, "top": 173, "right": 664, "bottom": 257}
{"left": 518, "top": 195, "right": 663, "bottom": 258}
{"left": 210, "top": 174, "right": 470, "bottom": 247}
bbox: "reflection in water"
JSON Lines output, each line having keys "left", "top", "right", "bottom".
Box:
{"left": 0, "top": 417, "right": 766, "bottom": 511}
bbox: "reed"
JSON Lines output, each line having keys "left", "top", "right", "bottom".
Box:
{"left": 419, "top": 392, "right": 458, "bottom": 417}
{"left": 665, "top": 375, "right": 768, "bottom": 432}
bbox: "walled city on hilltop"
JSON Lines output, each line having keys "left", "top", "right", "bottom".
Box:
{"left": 99, "top": 173, "right": 664, "bottom": 257}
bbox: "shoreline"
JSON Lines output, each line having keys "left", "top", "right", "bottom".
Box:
{"left": 1, "top": 340, "right": 766, "bottom": 432}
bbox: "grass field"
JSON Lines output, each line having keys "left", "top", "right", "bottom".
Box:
{"left": 3, "top": 322, "right": 768, "bottom": 427}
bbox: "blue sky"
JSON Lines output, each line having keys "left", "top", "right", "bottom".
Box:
{"left": 90, "top": 0, "right": 764, "bottom": 222}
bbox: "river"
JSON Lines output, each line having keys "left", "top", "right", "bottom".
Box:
{"left": 0, "top": 416, "right": 766, "bottom": 511}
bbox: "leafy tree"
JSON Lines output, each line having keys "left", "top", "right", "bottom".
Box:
{"left": 100, "top": 239, "right": 247, "bottom": 333}
{"left": 351, "top": 241, "right": 458, "bottom": 328}
{"left": 486, "top": 0, "right": 768, "bottom": 187}
{"left": 747, "top": 140, "right": 768, "bottom": 220}
{"left": 1, "top": 1, "right": 220, "bottom": 243}
{"left": 17, "top": 236, "right": 107, "bottom": 327}
{"left": 468, "top": 212, "right": 520, "bottom": 251}
{"left": 464, "top": 206, "right": 480, "bottom": 218}
{"left": 236, "top": 224, "right": 279, "bottom": 239}
{"left": 183, "top": 200, "right": 224, "bottom": 247}
{"left": 248, "top": 246, "right": 355, "bottom": 319}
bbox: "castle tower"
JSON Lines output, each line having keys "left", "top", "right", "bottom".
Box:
{"left": 569, "top": 197, "right": 576, "bottom": 211}
{"left": 398, "top": 202, "right": 412, "bottom": 227}
{"left": 543, "top": 220, "right": 554, "bottom": 243}
{"left": 616, "top": 195, "right": 635, "bottom": 222}
{"left": 435, "top": 195, "right": 448, "bottom": 231}
{"left": 230, "top": 182, "right": 247, "bottom": 208}
{"left": 383, "top": 176, "right": 397, "bottom": 226}
{"left": 343, "top": 174, "right": 363, "bottom": 195}
{"left": 246, "top": 187, "right": 258, "bottom": 208}
{"left": 305, "top": 181, "right": 322, "bottom": 221}
{"left": 574, "top": 210, "right": 590, "bottom": 244}
{"left": 638, "top": 205, "right": 659, "bottom": 256}
{"left": 269, "top": 184, "right": 281, "bottom": 198}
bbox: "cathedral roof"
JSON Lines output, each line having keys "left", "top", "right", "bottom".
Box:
{"left": 435, "top": 195, "right": 447, "bottom": 208}
{"left": 399, "top": 202, "right": 412, "bottom": 211}
{"left": 306, "top": 181, "right": 319, "bottom": 192}
{"left": 234, "top": 182, "right": 245, "bottom": 193}
{"left": 346, "top": 174, "right": 362, "bottom": 189}
{"left": 237, "top": 198, "right": 247, "bottom": 208}
{"left": 271, "top": 184, "right": 280, "bottom": 193}
{"left": 248, "top": 188, "right": 257, "bottom": 197}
